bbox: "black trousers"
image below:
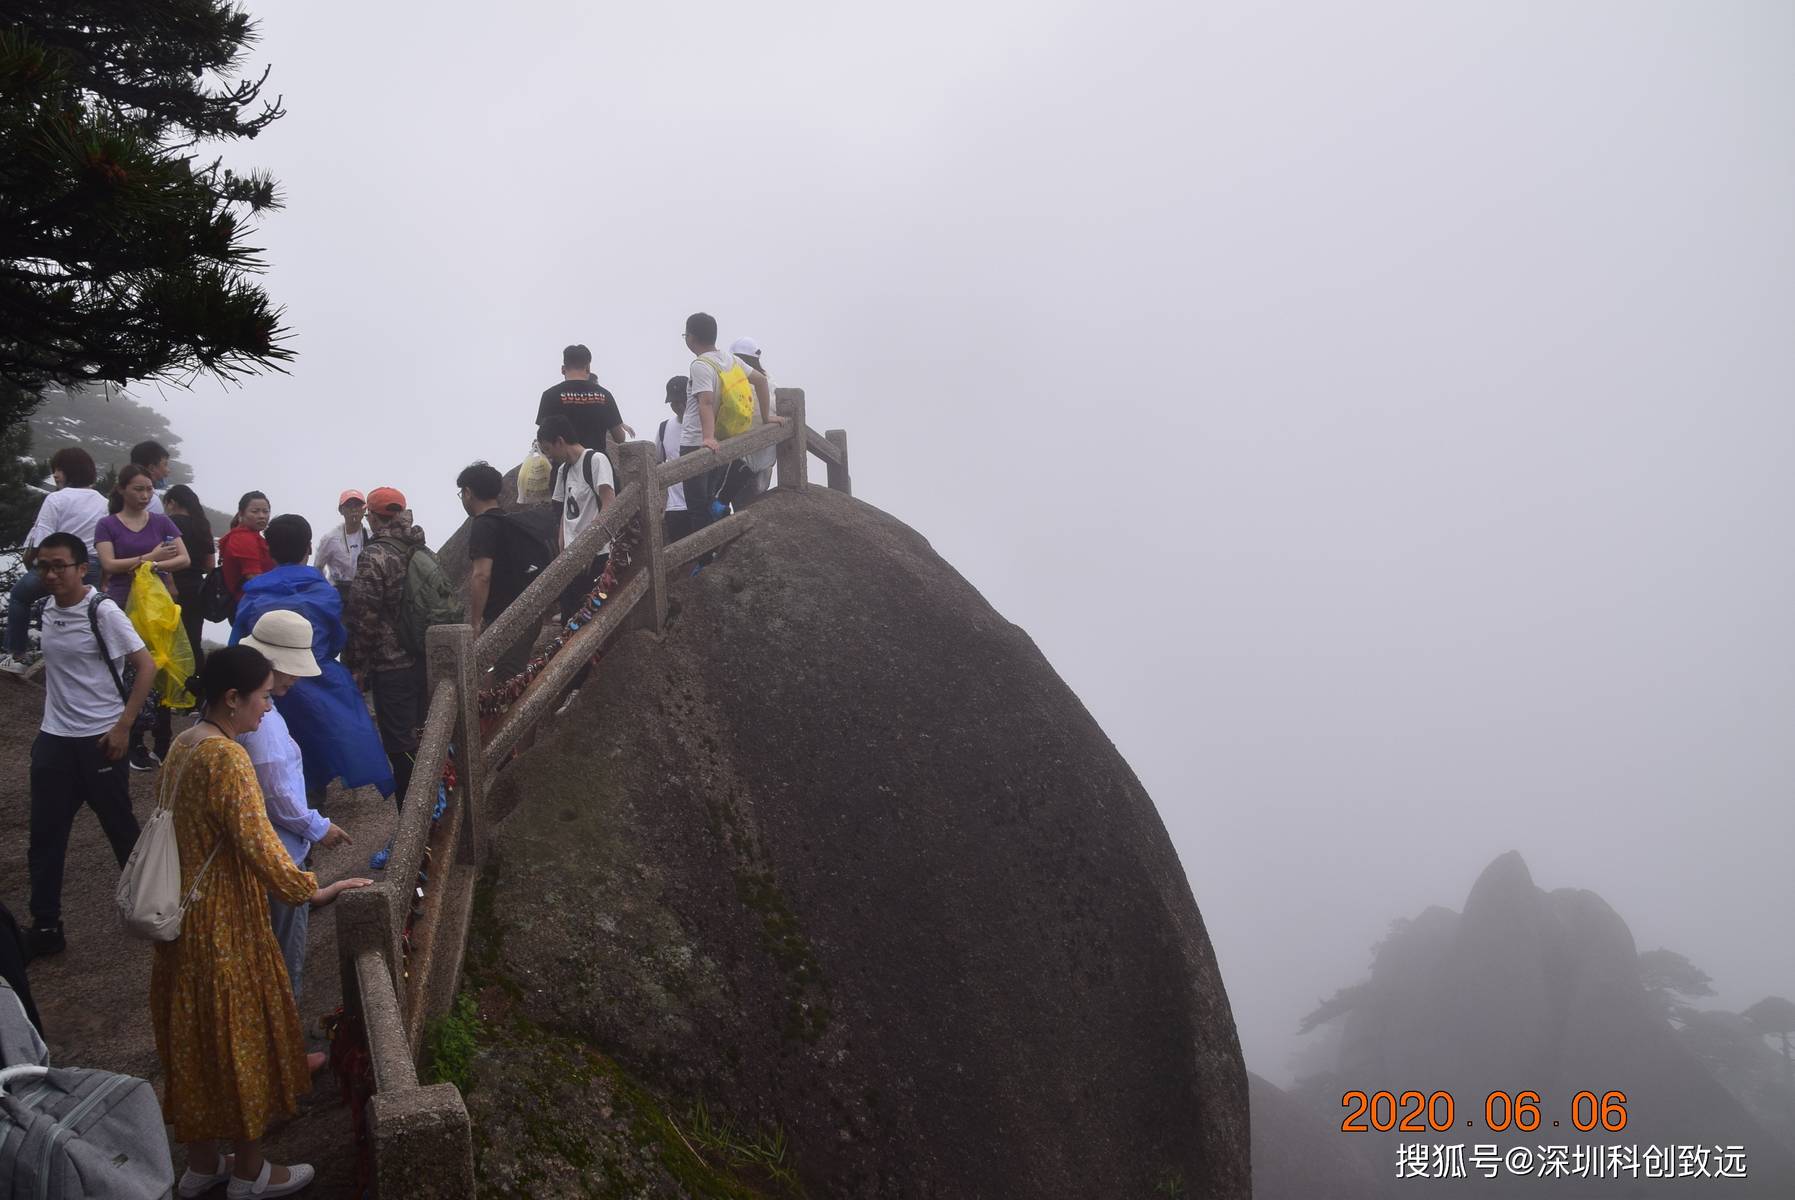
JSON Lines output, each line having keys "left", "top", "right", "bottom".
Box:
{"left": 557, "top": 553, "right": 611, "bottom": 623}
{"left": 177, "top": 584, "right": 206, "bottom": 673}
{"left": 372, "top": 661, "right": 427, "bottom": 810}
{"left": 28, "top": 732, "right": 140, "bottom": 926}
{"left": 493, "top": 621, "right": 535, "bottom": 683}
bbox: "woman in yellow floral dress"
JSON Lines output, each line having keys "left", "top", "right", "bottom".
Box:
{"left": 150, "top": 644, "right": 370, "bottom": 1199}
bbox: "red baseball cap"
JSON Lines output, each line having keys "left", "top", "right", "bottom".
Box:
{"left": 338, "top": 489, "right": 366, "bottom": 508}
{"left": 366, "top": 486, "right": 407, "bottom": 515}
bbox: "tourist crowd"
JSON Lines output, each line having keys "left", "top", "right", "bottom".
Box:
{"left": 0, "top": 312, "right": 787, "bottom": 1198}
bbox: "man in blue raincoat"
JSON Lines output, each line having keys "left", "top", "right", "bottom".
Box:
{"left": 230, "top": 513, "right": 396, "bottom": 802}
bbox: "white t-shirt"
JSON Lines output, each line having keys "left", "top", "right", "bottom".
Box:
{"left": 39, "top": 587, "right": 146, "bottom": 738}
{"left": 658, "top": 417, "right": 687, "bottom": 513}
{"left": 26, "top": 488, "right": 111, "bottom": 558}
{"left": 551, "top": 448, "right": 616, "bottom": 556}
{"left": 148, "top": 490, "right": 165, "bottom": 516}
{"left": 240, "top": 707, "right": 327, "bottom": 865}
{"left": 683, "top": 351, "right": 743, "bottom": 447}
{"left": 314, "top": 524, "right": 366, "bottom": 584}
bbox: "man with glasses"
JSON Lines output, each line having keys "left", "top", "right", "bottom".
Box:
{"left": 22, "top": 532, "right": 154, "bottom": 959}
{"left": 680, "top": 312, "right": 777, "bottom": 538}
{"left": 314, "top": 489, "right": 369, "bottom": 603}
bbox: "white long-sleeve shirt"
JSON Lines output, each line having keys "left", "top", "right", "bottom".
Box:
{"left": 239, "top": 707, "right": 328, "bottom": 866}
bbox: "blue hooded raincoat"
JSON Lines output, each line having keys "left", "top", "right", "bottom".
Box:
{"left": 231, "top": 563, "right": 397, "bottom": 798}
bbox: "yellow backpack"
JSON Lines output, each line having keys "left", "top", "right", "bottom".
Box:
{"left": 701, "top": 353, "right": 758, "bottom": 440}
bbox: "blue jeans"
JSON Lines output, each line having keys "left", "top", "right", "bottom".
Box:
{"left": 678, "top": 445, "right": 720, "bottom": 535}
{"left": 5, "top": 563, "right": 101, "bottom": 656}
{"left": 269, "top": 889, "right": 309, "bottom": 1004}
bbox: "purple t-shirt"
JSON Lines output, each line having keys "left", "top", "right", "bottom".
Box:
{"left": 94, "top": 511, "right": 183, "bottom": 606}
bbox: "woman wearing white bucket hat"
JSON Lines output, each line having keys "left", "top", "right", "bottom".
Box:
{"left": 239, "top": 612, "right": 355, "bottom": 1023}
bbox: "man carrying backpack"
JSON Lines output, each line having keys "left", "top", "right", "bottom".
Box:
{"left": 345, "top": 487, "right": 459, "bottom": 818}
{"left": 21, "top": 532, "right": 154, "bottom": 959}
{"left": 458, "top": 461, "right": 554, "bottom": 681}
{"left": 537, "top": 416, "right": 615, "bottom": 621}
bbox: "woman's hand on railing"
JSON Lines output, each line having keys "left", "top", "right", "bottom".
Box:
{"left": 311, "top": 877, "right": 375, "bottom": 908}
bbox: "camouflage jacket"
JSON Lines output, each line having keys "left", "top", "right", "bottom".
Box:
{"left": 344, "top": 516, "right": 428, "bottom": 673}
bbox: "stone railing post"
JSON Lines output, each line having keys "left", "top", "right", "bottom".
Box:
{"left": 427, "top": 624, "right": 484, "bottom": 863}
{"left": 336, "top": 883, "right": 399, "bottom": 1003}
{"left": 369, "top": 1084, "right": 475, "bottom": 1198}
{"left": 776, "top": 388, "right": 808, "bottom": 493}
{"left": 824, "top": 428, "right": 850, "bottom": 495}
{"left": 616, "top": 441, "right": 665, "bottom": 633}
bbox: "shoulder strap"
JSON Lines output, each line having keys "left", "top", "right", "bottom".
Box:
{"left": 161, "top": 741, "right": 227, "bottom": 913}
{"left": 581, "top": 448, "right": 599, "bottom": 495}
{"left": 86, "top": 593, "right": 129, "bottom": 702}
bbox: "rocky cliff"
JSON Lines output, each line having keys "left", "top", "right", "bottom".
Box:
{"left": 454, "top": 485, "right": 1249, "bottom": 1198}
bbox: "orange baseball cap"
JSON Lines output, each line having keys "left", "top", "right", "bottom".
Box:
{"left": 338, "top": 489, "right": 366, "bottom": 507}
{"left": 366, "top": 486, "right": 407, "bottom": 515}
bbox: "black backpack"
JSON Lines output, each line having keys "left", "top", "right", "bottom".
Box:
{"left": 31, "top": 592, "right": 128, "bottom": 702}
{"left": 477, "top": 509, "right": 555, "bottom": 588}
{"left": 198, "top": 568, "right": 235, "bottom": 624}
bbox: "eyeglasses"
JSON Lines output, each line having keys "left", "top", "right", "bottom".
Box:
{"left": 34, "top": 560, "right": 78, "bottom": 575}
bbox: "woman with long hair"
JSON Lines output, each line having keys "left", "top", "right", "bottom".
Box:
{"left": 163, "top": 484, "right": 216, "bottom": 673}
{"left": 94, "top": 464, "right": 189, "bottom": 608}
{"left": 152, "top": 645, "right": 370, "bottom": 1199}
{"left": 217, "top": 491, "right": 275, "bottom": 602}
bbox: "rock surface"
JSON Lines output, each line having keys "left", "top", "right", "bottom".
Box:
{"left": 1248, "top": 1072, "right": 1390, "bottom": 1200}
{"left": 464, "top": 485, "right": 1249, "bottom": 1198}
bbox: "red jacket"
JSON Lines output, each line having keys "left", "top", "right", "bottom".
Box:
{"left": 218, "top": 526, "right": 275, "bottom": 600}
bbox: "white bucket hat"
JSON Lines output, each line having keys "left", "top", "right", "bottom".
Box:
{"left": 241, "top": 610, "right": 321, "bottom": 678}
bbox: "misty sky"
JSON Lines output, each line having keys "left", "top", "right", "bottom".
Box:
{"left": 148, "top": 0, "right": 1794, "bottom": 1080}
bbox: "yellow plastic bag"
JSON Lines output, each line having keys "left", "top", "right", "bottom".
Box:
{"left": 518, "top": 442, "right": 554, "bottom": 503}
{"left": 126, "top": 563, "right": 195, "bottom": 709}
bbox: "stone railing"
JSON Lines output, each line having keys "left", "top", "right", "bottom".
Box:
{"left": 332, "top": 390, "right": 849, "bottom": 1196}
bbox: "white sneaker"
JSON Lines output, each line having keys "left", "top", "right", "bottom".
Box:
{"left": 226, "top": 1160, "right": 315, "bottom": 1198}
{"left": 176, "top": 1154, "right": 233, "bottom": 1197}
{"left": 0, "top": 653, "right": 28, "bottom": 675}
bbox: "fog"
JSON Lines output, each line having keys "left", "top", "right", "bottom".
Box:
{"left": 158, "top": 0, "right": 1795, "bottom": 1080}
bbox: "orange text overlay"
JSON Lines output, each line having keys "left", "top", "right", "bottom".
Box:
{"left": 1340, "top": 1090, "right": 1630, "bottom": 1134}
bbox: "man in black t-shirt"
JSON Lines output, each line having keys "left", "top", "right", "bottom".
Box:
{"left": 457, "top": 461, "right": 552, "bottom": 682}
{"left": 536, "top": 343, "right": 632, "bottom": 450}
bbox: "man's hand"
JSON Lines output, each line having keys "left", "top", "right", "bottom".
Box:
{"left": 98, "top": 723, "right": 130, "bottom": 762}
{"left": 317, "top": 823, "right": 353, "bottom": 849}
{"left": 703, "top": 435, "right": 721, "bottom": 453}
{"left": 619, "top": 423, "right": 636, "bottom": 439}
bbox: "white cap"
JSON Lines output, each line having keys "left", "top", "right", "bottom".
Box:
{"left": 729, "top": 336, "right": 762, "bottom": 358}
